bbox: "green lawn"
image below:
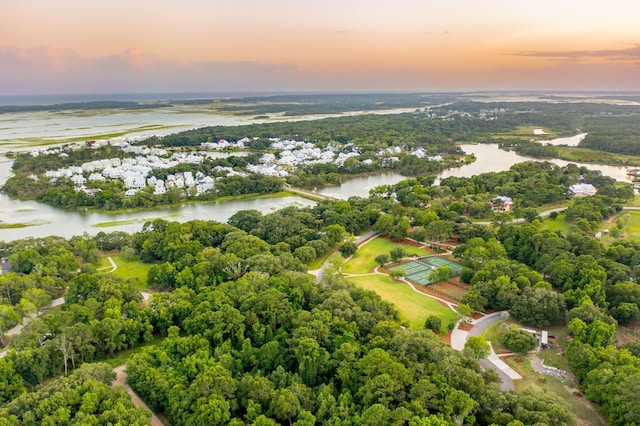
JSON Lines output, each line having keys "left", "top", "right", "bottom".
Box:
{"left": 597, "top": 210, "right": 640, "bottom": 244}
{"left": 624, "top": 210, "right": 640, "bottom": 235}
{"left": 542, "top": 213, "right": 571, "bottom": 232}
{"left": 308, "top": 246, "right": 338, "bottom": 270}
{"left": 346, "top": 274, "right": 457, "bottom": 332}
{"left": 491, "top": 125, "right": 560, "bottom": 141}
{"left": 342, "top": 237, "right": 432, "bottom": 274}
{"left": 480, "top": 319, "right": 509, "bottom": 352}
{"left": 96, "top": 254, "right": 152, "bottom": 290}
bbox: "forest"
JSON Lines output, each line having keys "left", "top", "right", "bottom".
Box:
{"left": 0, "top": 159, "right": 638, "bottom": 424}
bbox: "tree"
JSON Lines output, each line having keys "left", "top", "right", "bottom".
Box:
{"left": 424, "top": 315, "right": 442, "bottom": 333}
{"left": 0, "top": 362, "right": 149, "bottom": 424}
{"left": 389, "top": 247, "right": 405, "bottom": 262}
{"left": 428, "top": 266, "right": 452, "bottom": 284}
{"left": 8, "top": 249, "right": 42, "bottom": 274}
{"left": 375, "top": 254, "right": 390, "bottom": 267}
{"left": 228, "top": 209, "right": 263, "bottom": 233}
{"left": 510, "top": 287, "right": 565, "bottom": 328}
{"left": 500, "top": 325, "right": 538, "bottom": 354}
{"left": 338, "top": 242, "right": 358, "bottom": 257}
{"left": 322, "top": 224, "right": 346, "bottom": 246}
{"left": 411, "top": 226, "right": 428, "bottom": 243}
{"left": 610, "top": 302, "right": 639, "bottom": 325}
{"left": 460, "top": 289, "right": 487, "bottom": 312}
{"left": 0, "top": 359, "right": 26, "bottom": 404}
{"left": 457, "top": 303, "right": 473, "bottom": 323}
{"left": 425, "top": 220, "right": 454, "bottom": 242}
{"left": 269, "top": 388, "right": 301, "bottom": 425}
{"left": 0, "top": 305, "right": 21, "bottom": 346}
{"left": 389, "top": 268, "right": 406, "bottom": 280}
{"left": 373, "top": 214, "right": 394, "bottom": 235}
{"left": 293, "top": 246, "right": 316, "bottom": 265}
{"left": 464, "top": 336, "right": 490, "bottom": 359}
{"left": 21, "top": 288, "right": 52, "bottom": 318}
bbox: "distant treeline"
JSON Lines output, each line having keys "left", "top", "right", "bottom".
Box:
{"left": 580, "top": 115, "right": 640, "bottom": 156}
{"left": 216, "top": 93, "right": 452, "bottom": 116}
{"left": 149, "top": 111, "right": 569, "bottom": 151}
{"left": 442, "top": 100, "right": 640, "bottom": 115}
{"left": 0, "top": 101, "right": 169, "bottom": 114}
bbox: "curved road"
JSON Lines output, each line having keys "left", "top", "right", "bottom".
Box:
{"left": 451, "top": 312, "right": 518, "bottom": 391}
{"left": 308, "top": 230, "right": 378, "bottom": 284}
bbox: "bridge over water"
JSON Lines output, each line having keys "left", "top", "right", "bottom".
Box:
{"left": 283, "top": 184, "right": 337, "bottom": 201}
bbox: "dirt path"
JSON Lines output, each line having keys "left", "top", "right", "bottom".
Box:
{"left": 97, "top": 256, "right": 117, "bottom": 273}
{"left": 112, "top": 365, "right": 167, "bottom": 426}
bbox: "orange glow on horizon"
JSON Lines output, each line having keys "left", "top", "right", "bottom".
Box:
{"left": 2, "top": 0, "right": 640, "bottom": 93}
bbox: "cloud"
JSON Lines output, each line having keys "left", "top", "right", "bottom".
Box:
{"left": 509, "top": 43, "right": 640, "bottom": 61}
{"left": 0, "top": 46, "right": 307, "bottom": 95}
{"left": 1, "top": 45, "right": 640, "bottom": 94}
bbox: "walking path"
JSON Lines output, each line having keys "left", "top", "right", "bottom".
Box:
{"left": 112, "top": 365, "right": 166, "bottom": 426}
{"left": 96, "top": 256, "right": 117, "bottom": 273}
{"left": 308, "top": 230, "right": 379, "bottom": 284}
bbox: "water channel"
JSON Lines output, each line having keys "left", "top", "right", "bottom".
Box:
{"left": 318, "top": 143, "right": 631, "bottom": 199}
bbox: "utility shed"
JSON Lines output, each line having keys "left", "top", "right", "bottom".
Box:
{"left": 541, "top": 330, "right": 549, "bottom": 349}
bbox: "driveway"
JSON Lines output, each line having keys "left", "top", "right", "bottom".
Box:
{"left": 451, "top": 312, "right": 521, "bottom": 391}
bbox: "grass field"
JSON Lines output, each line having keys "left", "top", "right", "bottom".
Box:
{"left": 491, "top": 125, "right": 561, "bottom": 141}
{"left": 542, "top": 213, "right": 571, "bottom": 232}
{"left": 346, "top": 274, "right": 457, "bottom": 332}
{"left": 623, "top": 210, "right": 640, "bottom": 239}
{"left": 481, "top": 319, "right": 515, "bottom": 353}
{"left": 97, "top": 253, "right": 152, "bottom": 290}
{"left": 596, "top": 210, "right": 640, "bottom": 244}
{"left": 341, "top": 237, "right": 432, "bottom": 274}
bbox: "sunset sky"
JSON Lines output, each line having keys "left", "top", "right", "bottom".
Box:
{"left": 2, "top": 0, "right": 640, "bottom": 95}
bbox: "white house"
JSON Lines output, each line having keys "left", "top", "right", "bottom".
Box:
{"left": 570, "top": 183, "right": 597, "bottom": 197}
{"left": 154, "top": 180, "right": 166, "bottom": 195}
{"left": 88, "top": 173, "right": 106, "bottom": 182}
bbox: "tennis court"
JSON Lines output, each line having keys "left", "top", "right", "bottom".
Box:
{"left": 416, "top": 256, "right": 465, "bottom": 274}
{"left": 388, "top": 255, "right": 463, "bottom": 286}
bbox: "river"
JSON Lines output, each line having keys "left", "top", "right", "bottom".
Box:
{"left": 317, "top": 142, "right": 631, "bottom": 199}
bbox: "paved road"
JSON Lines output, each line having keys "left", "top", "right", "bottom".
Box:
{"left": 6, "top": 296, "right": 65, "bottom": 337}
{"left": 468, "top": 312, "right": 505, "bottom": 337}
{"left": 452, "top": 312, "right": 519, "bottom": 391}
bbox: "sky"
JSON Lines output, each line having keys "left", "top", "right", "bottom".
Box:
{"left": 2, "top": 0, "right": 640, "bottom": 95}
